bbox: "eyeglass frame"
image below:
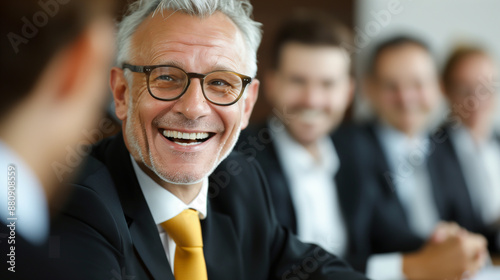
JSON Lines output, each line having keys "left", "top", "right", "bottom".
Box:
{"left": 122, "top": 63, "right": 253, "bottom": 106}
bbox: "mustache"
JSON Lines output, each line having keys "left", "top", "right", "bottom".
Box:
{"left": 152, "top": 114, "right": 223, "bottom": 132}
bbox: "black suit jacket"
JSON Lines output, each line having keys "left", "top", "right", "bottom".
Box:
{"left": 238, "top": 121, "right": 498, "bottom": 272}
{"left": 237, "top": 123, "right": 379, "bottom": 272}
{"left": 431, "top": 125, "right": 500, "bottom": 251}
{"left": 356, "top": 122, "right": 500, "bottom": 254}
{"left": 44, "top": 133, "right": 367, "bottom": 280}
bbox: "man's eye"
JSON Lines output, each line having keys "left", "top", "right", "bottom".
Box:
{"left": 289, "top": 77, "right": 306, "bottom": 85}
{"left": 157, "top": 75, "right": 175, "bottom": 81}
{"left": 210, "top": 80, "right": 230, "bottom": 87}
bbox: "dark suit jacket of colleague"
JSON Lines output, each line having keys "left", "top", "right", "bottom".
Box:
{"left": 431, "top": 124, "right": 500, "bottom": 252}
{"left": 238, "top": 121, "right": 494, "bottom": 273}
{"left": 354, "top": 122, "right": 498, "bottom": 254}
{"left": 45, "top": 133, "right": 368, "bottom": 280}
{"left": 237, "top": 123, "right": 382, "bottom": 272}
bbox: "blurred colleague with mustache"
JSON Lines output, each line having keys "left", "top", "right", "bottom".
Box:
{"left": 436, "top": 45, "right": 500, "bottom": 253}
{"left": 353, "top": 36, "right": 488, "bottom": 279}
{"left": 0, "top": 1, "right": 114, "bottom": 278}
{"left": 40, "top": 0, "right": 369, "bottom": 279}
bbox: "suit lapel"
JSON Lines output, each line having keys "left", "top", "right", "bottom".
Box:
{"left": 98, "top": 134, "right": 174, "bottom": 279}
{"left": 261, "top": 130, "right": 298, "bottom": 233}
{"left": 426, "top": 153, "right": 448, "bottom": 219}
{"left": 366, "top": 124, "right": 413, "bottom": 226}
{"left": 202, "top": 199, "right": 243, "bottom": 280}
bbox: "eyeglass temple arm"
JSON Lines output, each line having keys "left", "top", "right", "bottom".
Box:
{"left": 122, "top": 63, "right": 146, "bottom": 73}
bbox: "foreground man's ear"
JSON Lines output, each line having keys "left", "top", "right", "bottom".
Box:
{"left": 241, "top": 78, "right": 259, "bottom": 130}
{"left": 110, "top": 67, "right": 130, "bottom": 121}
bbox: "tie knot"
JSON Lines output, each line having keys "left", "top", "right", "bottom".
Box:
{"left": 161, "top": 209, "right": 203, "bottom": 247}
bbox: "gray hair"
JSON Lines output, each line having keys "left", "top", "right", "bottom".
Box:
{"left": 116, "top": 0, "right": 262, "bottom": 77}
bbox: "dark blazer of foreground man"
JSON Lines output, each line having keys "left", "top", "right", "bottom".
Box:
{"left": 41, "top": 0, "right": 368, "bottom": 279}
{"left": 48, "top": 133, "right": 366, "bottom": 280}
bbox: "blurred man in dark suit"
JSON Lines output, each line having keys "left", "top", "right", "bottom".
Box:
{"left": 42, "top": 1, "right": 369, "bottom": 279}
{"left": 238, "top": 14, "right": 488, "bottom": 279}
{"left": 357, "top": 36, "right": 488, "bottom": 279}
{"left": 438, "top": 46, "right": 500, "bottom": 252}
{"left": 237, "top": 9, "right": 367, "bottom": 270}
{"left": 0, "top": 1, "right": 114, "bottom": 278}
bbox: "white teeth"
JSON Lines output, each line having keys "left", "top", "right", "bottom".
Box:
{"left": 162, "top": 130, "right": 210, "bottom": 140}
{"left": 299, "top": 109, "right": 323, "bottom": 123}
{"left": 174, "top": 141, "right": 202, "bottom": 146}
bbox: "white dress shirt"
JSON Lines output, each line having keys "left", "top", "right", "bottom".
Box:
{"left": 366, "top": 123, "right": 440, "bottom": 280}
{"left": 271, "top": 124, "right": 347, "bottom": 258}
{"left": 449, "top": 126, "right": 500, "bottom": 250}
{"left": 0, "top": 140, "right": 49, "bottom": 245}
{"left": 130, "top": 156, "right": 208, "bottom": 273}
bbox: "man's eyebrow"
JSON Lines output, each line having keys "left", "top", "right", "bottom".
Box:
{"left": 153, "top": 60, "right": 238, "bottom": 73}
{"left": 154, "top": 60, "right": 184, "bottom": 69}
{"left": 210, "top": 63, "right": 236, "bottom": 72}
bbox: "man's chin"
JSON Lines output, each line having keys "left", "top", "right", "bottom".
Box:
{"left": 151, "top": 166, "right": 207, "bottom": 186}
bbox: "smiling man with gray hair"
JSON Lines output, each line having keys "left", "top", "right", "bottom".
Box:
{"left": 42, "top": 0, "right": 368, "bottom": 279}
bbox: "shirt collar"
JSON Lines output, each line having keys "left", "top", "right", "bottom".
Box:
{"left": 375, "top": 122, "right": 430, "bottom": 166}
{"left": 450, "top": 124, "right": 498, "bottom": 150}
{"left": 269, "top": 118, "right": 339, "bottom": 176}
{"left": 130, "top": 155, "right": 208, "bottom": 224}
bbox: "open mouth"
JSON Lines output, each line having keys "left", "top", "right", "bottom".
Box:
{"left": 161, "top": 129, "right": 215, "bottom": 146}
{"left": 298, "top": 109, "right": 324, "bottom": 123}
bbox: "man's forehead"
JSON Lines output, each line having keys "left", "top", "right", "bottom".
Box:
{"left": 375, "top": 49, "right": 436, "bottom": 80}
{"left": 278, "top": 44, "right": 350, "bottom": 79}
{"left": 130, "top": 10, "right": 246, "bottom": 69}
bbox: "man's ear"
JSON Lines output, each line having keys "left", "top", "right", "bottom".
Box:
{"left": 110, "top": 67, "right": 130, "bottom": 121}
{"left": 263, "top": 70, "right": 277, "bottom": 105}
{"left": 363, "top": 76, "right": 375, "bottom": 102}
{"left": 240, "top": 79, "right": 260, "bottom": 130}
{"left": 347, "top": 77, "right": 356, "bottom": 105}
{"left": 439, "top": 80, "right": 449, "bottom": 99}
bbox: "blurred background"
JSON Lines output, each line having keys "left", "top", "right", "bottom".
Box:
{"left": 109, "top": 0, "right": 500, "bottom": 130}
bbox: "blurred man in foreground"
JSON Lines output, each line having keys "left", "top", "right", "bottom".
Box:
{"left": 0, "top": 1, "right": 114, "bottom": 278}
{"left": 438, "top": 46, "right": 500, "bottom": 253}
{"left": 357, "top": 36, "right": 488, "bottom": 279}
{"left": 43, "top": 0, "right": 369, "bottom": 279}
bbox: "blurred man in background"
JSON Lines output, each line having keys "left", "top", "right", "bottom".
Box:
{"left": 237, "top": 9, "right": 372, "bottom": 270}
{"left": 0, "top": 0, "right": 115, "bottom": 278}
{"left": 438, "top": 46, "right": 500, "bottom": 253}
{"left": 357, "top": 36, "right": 488, "bottom": 279}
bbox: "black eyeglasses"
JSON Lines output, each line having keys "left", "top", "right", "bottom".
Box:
{"left": 122, "top": 63, "right": 252, "bottom": 106}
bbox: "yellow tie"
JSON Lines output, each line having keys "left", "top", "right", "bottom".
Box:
{"left": 161, "top": 209, "right": 208, "bottom": 280}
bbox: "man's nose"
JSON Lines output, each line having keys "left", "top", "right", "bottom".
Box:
{"left": 395, "top": 87, "right": 418, "bottom": 109}
{"left": 170, "top": 80, "right": 211, "bottom": 120}
{"left": 301, "top": 84, "right": 324, "bottom": 108}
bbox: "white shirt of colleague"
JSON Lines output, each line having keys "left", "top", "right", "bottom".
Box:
{"left": 271, "top": 119, "right": 347, "bottom": 258}
{"left": 366, "top": 123, "right": 440, "bottom": 280}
